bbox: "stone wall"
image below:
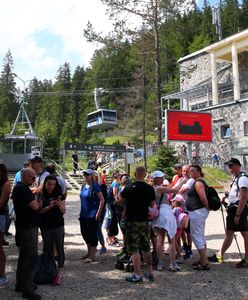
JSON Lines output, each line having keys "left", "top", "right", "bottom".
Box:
{"left": 197, "top": 99, "right": 248, "bottom": 165}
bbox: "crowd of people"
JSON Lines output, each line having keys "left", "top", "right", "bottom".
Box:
{"left": 0, "top": 157, "right": 67, "bottom": 300}
{"left": 0, "top": 156, "right": 248, "bottom": 299}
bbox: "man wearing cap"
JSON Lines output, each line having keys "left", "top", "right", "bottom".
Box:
{"left": 209, "top": 158, "right": 248, "bottom": 267}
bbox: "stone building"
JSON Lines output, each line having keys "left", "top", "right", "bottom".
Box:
{"left": 161, "top": 29, "right": 248, "bottom": 168}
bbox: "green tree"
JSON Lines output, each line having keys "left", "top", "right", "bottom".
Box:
{"left": 84, "top": 0, "right": 185, "bottom": 145}
{"left": 0, "top": 50, "right": 18, "bottom": 131}
{"left": 221, "top": 0, "right": 241, "bottom": 37}
{"left": 240, "top": 0, "right": 248, "bottom": 30}
{"left": 155, "top": 145, "right": 179, "bottom": 180}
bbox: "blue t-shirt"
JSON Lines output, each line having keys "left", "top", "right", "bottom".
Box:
{"left": 80, "top": 182, "right": 101, "bottom": 218}
{"left": 111, "top": 181, "right": 121, "bottom": 193}
{"left": 14, "top": 171, "right": 21, "bottom": 186}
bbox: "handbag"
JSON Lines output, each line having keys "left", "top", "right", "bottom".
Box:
{"left": 148, "top": 193, "right": 164, "bottom": 220}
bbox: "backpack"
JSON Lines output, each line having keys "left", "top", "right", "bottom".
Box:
{"left": 196, "top": 179, "right": 221, "bottom": 211}
{"left": 34, "top": 253, "right": 58, "bottom": 284}
{"left": 207, "top": 186, "right": 221, "bottom": 211}
{"left": 232, "top": 172, "right": 248, "bottom": 197}
{"left": 107, "top": 185, "right": 115, "bottom": 206}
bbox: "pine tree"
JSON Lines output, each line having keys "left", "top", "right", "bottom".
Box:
{"left": 221, "top": 0, "right": 241, "bottom": 37}
{"left": 0, "top": 50, "right": 18, "bottom": 131}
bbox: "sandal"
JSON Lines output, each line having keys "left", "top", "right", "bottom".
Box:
{"left": 83, "top": 258, "right": 95, "bottom": 263}
{"left": 192, "top": 260, "right": 201, "bottom": 266}
{"left": 81, "top": 254, "right": 89, "bottom": 260}
{"left": 193, "top": 263, "right": 210, "bottom": 271}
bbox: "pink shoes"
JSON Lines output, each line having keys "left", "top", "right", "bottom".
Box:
{"left": 53, "top": 274, "right": 62, "bottom": 286}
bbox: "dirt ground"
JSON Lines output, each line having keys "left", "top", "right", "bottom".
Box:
{"left": 1, "top": 193, "right": 248, "bottom": 300}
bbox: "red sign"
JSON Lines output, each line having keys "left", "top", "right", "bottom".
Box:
{"left": 166, "top": 110, "right": 212, "bottom": 142}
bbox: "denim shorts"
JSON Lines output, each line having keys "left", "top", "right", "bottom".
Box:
{"left": 0, "top": 215, "right": 6, "bottom": 233}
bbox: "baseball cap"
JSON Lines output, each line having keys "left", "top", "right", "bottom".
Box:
{"left": 31, "top": 156, "right": 43, "bottom": 163}
{"left": 172, "top": 194, "right": 185, "bottom": 202}
{"left": 226, "top": 157, "right": 241, "bottom": 167}
{"left": 151, "top": 170, "right": 165, "bottom": 179}
{"left": 82, "top": 169, "right": 95, "bottom": 175}
{"left": 174, "top": 163, "right": 182, "bottom": 169}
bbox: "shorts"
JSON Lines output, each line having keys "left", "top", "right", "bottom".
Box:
{"left": 126, "top": 221, "right": 150, "bottom": 254}
{"left": 184, "top": 213, "right": 190, "bottom": 234}
{"left": 226, "top": 204, "right": 248, "bottom": 232}
{"left": 79, "top": 216, "right": 99, "bottom": 247}
{"left": 0, "top": 215, "right": 6, "bottom": 233}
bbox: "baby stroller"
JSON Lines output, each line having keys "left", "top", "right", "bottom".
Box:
{"left": 115, "top": 249, "right": 134, "bottom": 273}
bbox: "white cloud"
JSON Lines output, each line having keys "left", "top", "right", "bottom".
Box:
{"left": 0, "top": 0, "right": 113, "bottom": 81}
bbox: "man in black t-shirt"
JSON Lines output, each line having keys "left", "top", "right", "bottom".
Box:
{"left": 120, "top": 166, "right": 155, "bottom": 283}
{"left": 12, "top": 168, "right": 42, "bottom": 300}
{"left": 71, "top": 152, "right": 78, "bottom": 174}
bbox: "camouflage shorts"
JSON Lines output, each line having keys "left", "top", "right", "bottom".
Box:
{"left": 126, "top": 221, "right": 150, "bottom": 254}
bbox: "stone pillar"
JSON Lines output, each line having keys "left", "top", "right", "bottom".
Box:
{"left": 210, "top": 52, "right": 218, "bottom": 105}
{"left": 231, "top": 42, "right": 240, "bottom": 101}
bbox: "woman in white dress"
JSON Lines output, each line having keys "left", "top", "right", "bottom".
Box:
{"left": 151, "top": 171, "right": 179, "bottom": 272}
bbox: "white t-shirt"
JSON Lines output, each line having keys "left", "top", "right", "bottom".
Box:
{"left": 180, "top": 178, "right": 195, "bottom": 201}
{"left": 229, "top": 174, "right": 248, "bottom": 204}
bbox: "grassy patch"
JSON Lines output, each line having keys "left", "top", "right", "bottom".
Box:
{"left": 203, "top": 166, "right": 231, "bottom": 186}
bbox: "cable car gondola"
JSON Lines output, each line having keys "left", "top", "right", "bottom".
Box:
{"left": 87, "top": 109, "right": 117, "bottom": 129}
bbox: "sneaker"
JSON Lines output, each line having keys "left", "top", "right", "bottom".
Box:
{"left": 0, "top": 276, "right": 8, "bottom": 286}
{"left": 99, "top": 247, "right": 107, "bottom": 255}
{"left": 125, "top": 274, "right": 143, "bottom": 283}
{"left": 53, "top": 274, "right": 62, "bottom": 286}
{"left": 22, "top": 291, "right": 42, "bottom": 300}
{"left": 144, "top": 272, "right": 154, "bottom": 282}
{"left": 157, "top": 263, "right": 163, "bottom": 271}
{"left": 208, "top": 254, "right": 224, "bottom": 263}
{"left": 183, "top": 250, "right": 193, "bottom": 260}
{"left": 235, "top": 259, "right": 248, "bottom": 268}
{"left": 181, "top": 245, "right": 188, "bottom": 253}
{"left": 169, "top": 262, "right": 181, "bottom": 272}
{"left": 176, "top": 257, "right": 184, "bottom": 264}
{"left": 2, "top": 239, "right": 9, "bottom": 246}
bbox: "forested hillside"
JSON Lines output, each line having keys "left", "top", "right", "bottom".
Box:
{"left": 0, "top": 0, "right": 247, "bottom": 158}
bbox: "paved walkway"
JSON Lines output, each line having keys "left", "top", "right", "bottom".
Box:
{"left": 1, "top": 194, "right": 248, "bottom": 300}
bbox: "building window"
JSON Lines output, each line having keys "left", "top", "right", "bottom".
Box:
{"left": 221, "top": 125, "right": 231, "bottom": 138}
{"left": 244, "top": 121, "right": 248, "bottom": 136}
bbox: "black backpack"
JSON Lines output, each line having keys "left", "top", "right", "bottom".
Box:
{"left": 107, "top": 185, "right": 115, "bottom": 206}
{"left": 34, "top": 253, "right": 58, "bottom": 284}
{"left": 196, "top": 179, "right": 221, "bottom": 211}
{"left": 207, "top": 186, "right": 221, "bottom": 211}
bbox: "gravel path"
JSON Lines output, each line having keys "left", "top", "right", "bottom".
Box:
{"left": 1, "top": 193, "right": 248, "bottom": 300}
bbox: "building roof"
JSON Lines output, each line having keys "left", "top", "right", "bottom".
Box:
{"left": 178, "top": 28, "right": 248, "bottom": 63}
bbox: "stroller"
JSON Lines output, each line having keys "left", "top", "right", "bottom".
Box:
{"left": 115, "top": 249, "right": 134, "bottom": 272}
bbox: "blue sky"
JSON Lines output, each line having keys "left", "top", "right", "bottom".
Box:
{"left": 0, "top": 0, "right": 220, "bottom": 87}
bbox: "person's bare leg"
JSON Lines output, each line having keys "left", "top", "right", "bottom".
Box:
{"left": 168, "top": 236, "right": 176, "bottom": 263}
{"left": 220, "top": 230, "right": 234, "bottom": 257}
{"left": 131, "top": 252, "right": 141, "bottom": 276}
{"left": 143, "top": 251, "right": 152, "bottom": 273}
{"left": 198, "top": 248, "right": 208, "bottom": 266}
{"left": 240, "top": 231, "right": 248, "bottom": 260}
{"left": 156, "top": 230, "right": 165, "bottom": 264}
